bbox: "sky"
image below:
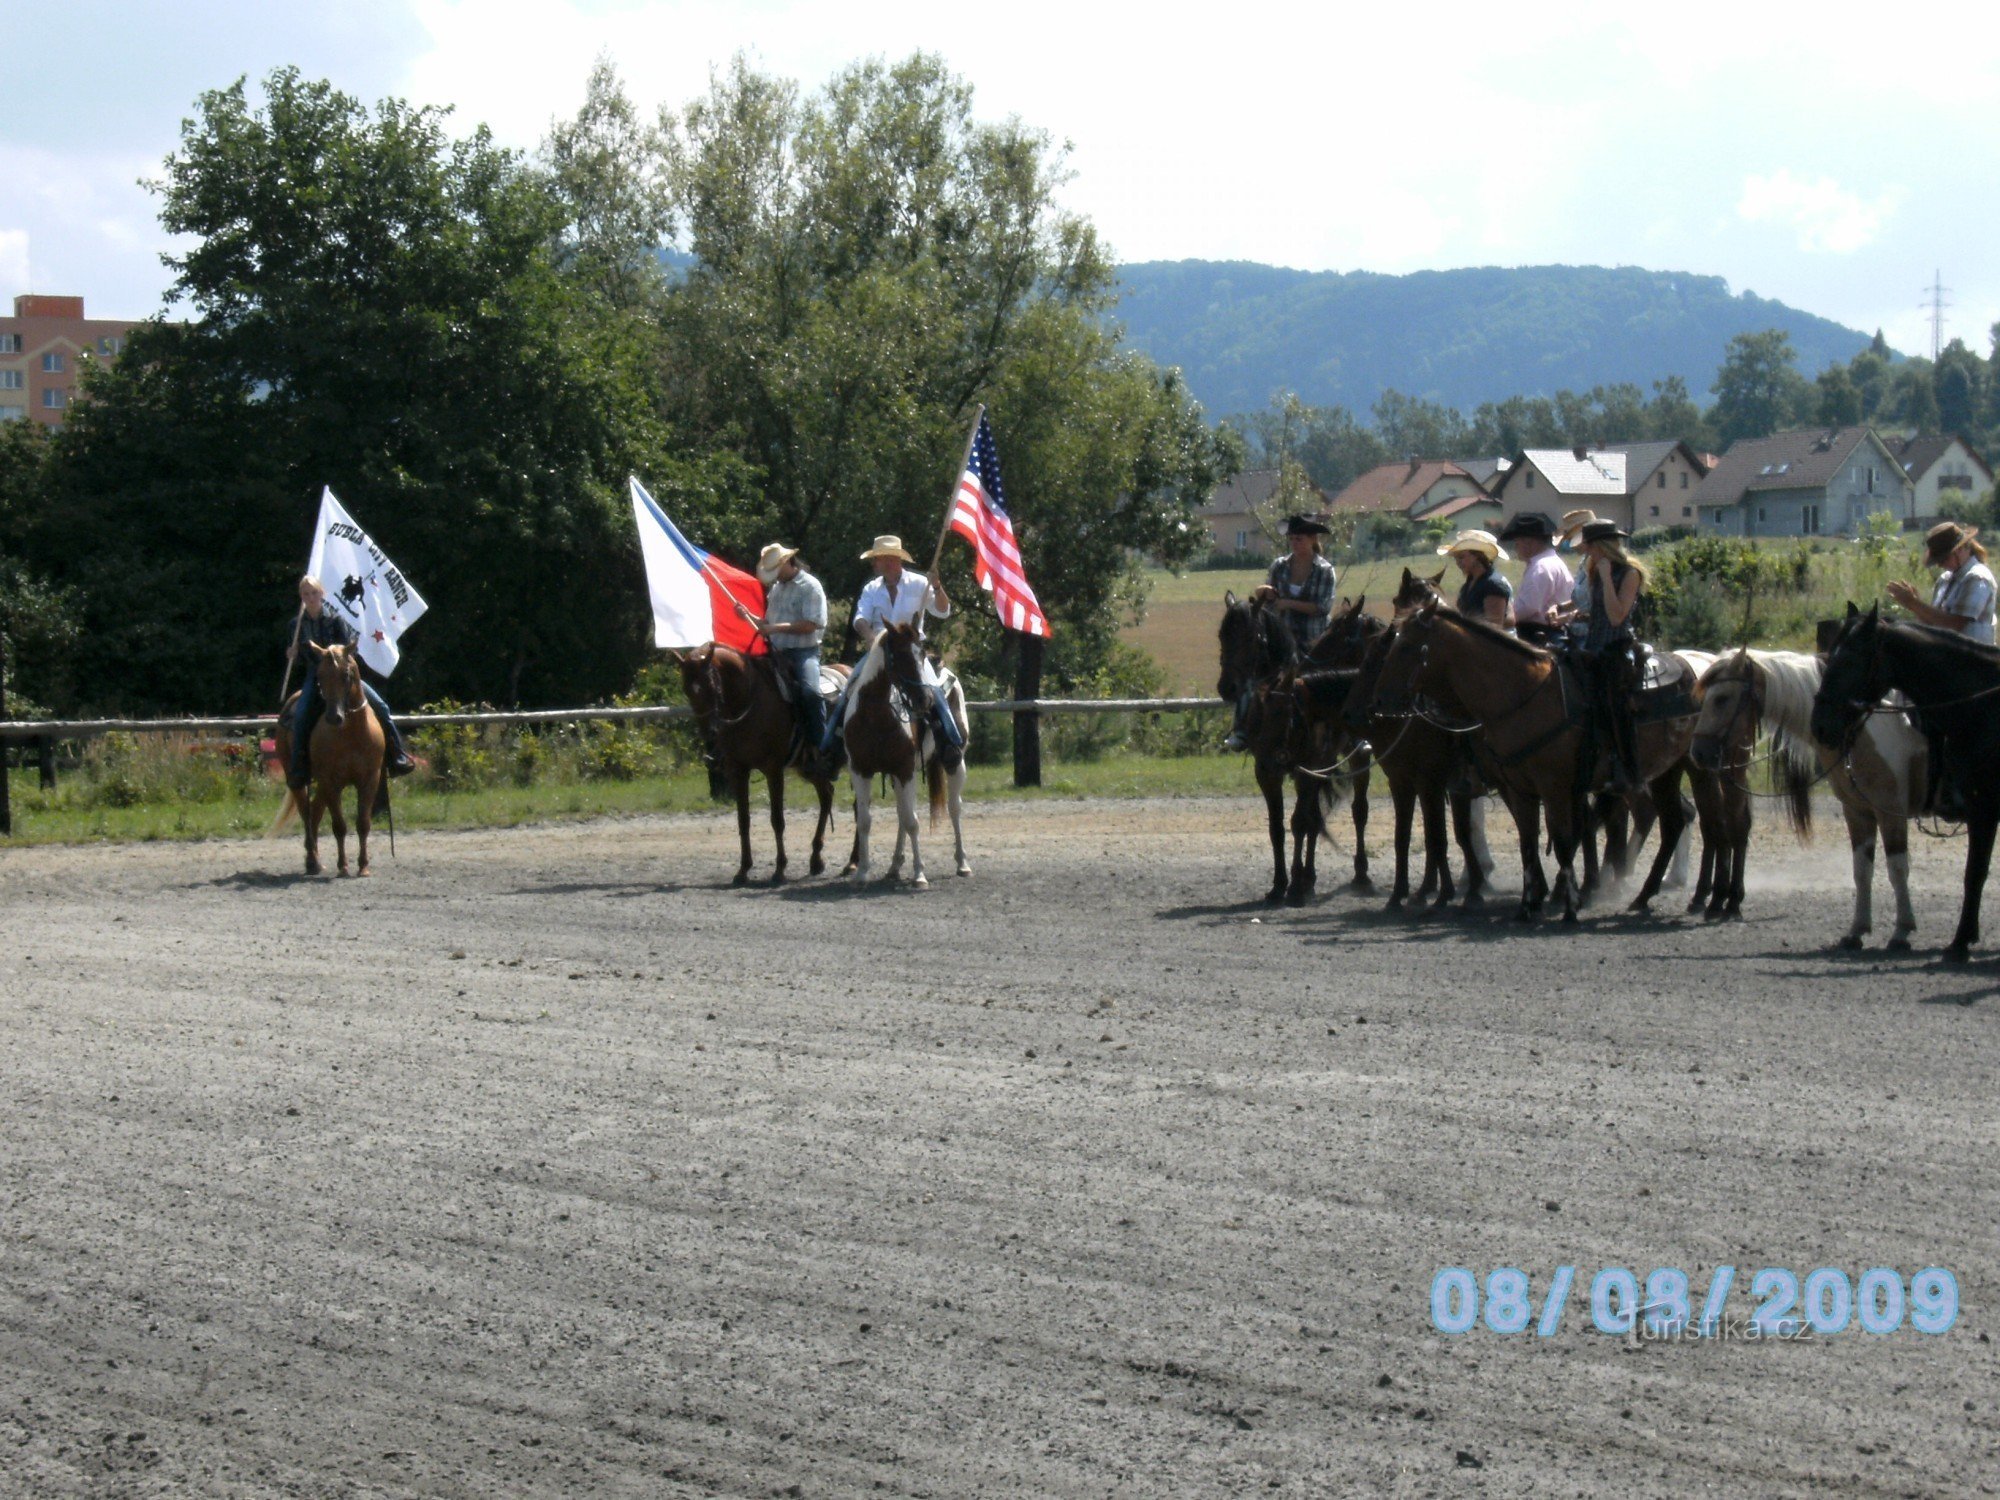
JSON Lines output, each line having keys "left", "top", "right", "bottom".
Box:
{"left": 8, "top": 0, "right": 1998, "bottom": 368}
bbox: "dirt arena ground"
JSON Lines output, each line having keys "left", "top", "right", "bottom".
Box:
{"left": 3, "top": 796, "right": 1998, "bottom": 1497}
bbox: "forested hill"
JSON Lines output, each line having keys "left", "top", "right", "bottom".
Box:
{"left": 1112, "top": 261, "right": 1878, "bottom": 417}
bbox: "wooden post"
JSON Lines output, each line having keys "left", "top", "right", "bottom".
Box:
{"left": 1012, "top": 629, "right": 1043, "bottom": 788}
{"left": 37, "top": 734, "right": 55, "bottom": 791}
{"left": 0, "top": 638, "right": 10, "bottom": 835}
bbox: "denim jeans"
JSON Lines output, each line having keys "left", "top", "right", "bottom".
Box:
{"left": 292, "top": 673, "right": 403, "bottom": 780}
{"left": 775, "top": 646, "right": 824, "bottom": 748}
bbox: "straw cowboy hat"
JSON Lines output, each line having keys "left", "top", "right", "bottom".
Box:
{"left": 1556, "top": 509, "right": 1602, "bottom": 549}
{"left": 1437, "top": 528, "right": 1508, "bottom": 562}
{"left": 1924, "top": 520, "right": 1979, "bottom": 565}
{"left": 859, "top": 534, "right": 915, "bottom": 563}
{"left": 756, "top": 542, "right": 800, "bottom": 584}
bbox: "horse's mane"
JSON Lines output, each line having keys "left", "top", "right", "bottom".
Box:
{"left": 1293, "top": 667, "right": 1359, "bottom": 710}
{"left": 1888, "top": 618, "right": 2000, "bottom": 664}
{"left": 848, "top": 633, "right": 890, "bottom": 694}
{"left": 1432, "top": 607, "right": 1552, "bottom": 662}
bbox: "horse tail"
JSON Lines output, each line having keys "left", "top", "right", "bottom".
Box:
{"left": 265, "top": 784, "right": 305, "bottom": 838}
{"left": 1771, "top": 728, "right": 1816, "bottom": 839}
{"left": 927, "top": 758, "right": 946, "bottom": 829}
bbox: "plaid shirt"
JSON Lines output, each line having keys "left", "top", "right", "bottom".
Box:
{"left": 1265, "top": 553, "right": 1337, "bottom": 653}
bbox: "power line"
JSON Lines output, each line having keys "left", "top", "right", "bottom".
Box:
{"left": 1922, "top": 269, "right": 1951, "bottom": 360}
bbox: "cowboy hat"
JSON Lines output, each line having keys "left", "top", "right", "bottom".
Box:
{"left": 1556, "top": 509, "right": 1602, "bottom": 549}
{"left": 1579, "top": 519, "right": 1629, "bottom": 545}
{"left": 1283, "top": 513, "right": 1332, "bottom": 537}
{"left": 1437, "top": 528, "right": 1508, "bottom": 562}
{"left": 756, "top": 542, "right": 800, "bottom": 583}
{"left": 1925, "top": 520, "right": 1979, "bottom": 564}
{"left": 859, "top": 534, "right": 915, "bottom": 563}
{"left": 1497, "top": 511, "right": 1555, "bottom": 543}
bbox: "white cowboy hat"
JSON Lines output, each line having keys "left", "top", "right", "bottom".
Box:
{"left": 859, "top": 534, "right": 914, "bottom": 563}
{"left": 756, "top": 542, "right": 800, "bottom": 583}
{"left": 1556, "top": 509, "right": 1601, "bottom": 549}
{"left": 1437, "top": 528, "right": 1508, "bottom": 562}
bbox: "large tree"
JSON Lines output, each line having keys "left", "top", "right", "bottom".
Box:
{"left": 1709, "top": 329, "right": 1811, "bottom": 446}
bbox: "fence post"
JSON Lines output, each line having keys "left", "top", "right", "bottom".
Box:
{"left": 37, "top": 734, "right": 54, "bottom": 791}
{"left": 0, "top": 644, "right": 9, "bottom": 835}
{"left": 1012, "top": 630, "right": 1043, "bottom": 788}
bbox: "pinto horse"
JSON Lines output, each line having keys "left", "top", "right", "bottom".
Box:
{"left": 679, "top": 643, "right": 845, "bottom": 885}
{"left": 273, "top": 643, "right": 385, "bottom": 877}
{"left": 1218, "top": 591, "right": 1369, "bottom": 903}
{"left": 1364, "top": 600, "right": 1704, "bottom": 923}
{"left": 838, "top": 622, "right": 970, "bottom": 886}
{"left": 1813, "top": 604, "right": 2000, "bottom": 962}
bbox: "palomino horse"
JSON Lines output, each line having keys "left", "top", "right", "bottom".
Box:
{"left": 1696, "top": 647, "right": 1924, "bottom": 942}
{"left": 1365, "top": 600, "right": 1706, "bottom": 922}
{"left": 837, "top": 622, "right": 970, "bottom": 886}
{"left": 273, "top": 643, "right": 385, "bottom": 877}
{"left": 1218, "top": 592, "right": 1370, "bottom": 903}
{"left": 679, "top": 643, "right": 847, "bottom": 885}
{"left": 1814, "top": 605, "right": 2000, "bottom": 962}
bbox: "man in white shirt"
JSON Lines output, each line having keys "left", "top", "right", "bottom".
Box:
{"left": 1499, "top": 512, "right": 1573, "bottom": 644}
{"left": 823, "top": 535, "right": 961, "bottom": 750}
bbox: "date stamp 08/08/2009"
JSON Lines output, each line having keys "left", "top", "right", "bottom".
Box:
{"left": 1430, "top": 1266, "right": 1961, "bottom": 1342}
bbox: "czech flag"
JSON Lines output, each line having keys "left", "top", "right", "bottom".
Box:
{"left": 629, "top": 476, "right": 766, "bottom": 655}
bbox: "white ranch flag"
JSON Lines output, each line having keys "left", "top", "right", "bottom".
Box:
{"left": 306, "top": 487, "right": 429, "bottom": 677}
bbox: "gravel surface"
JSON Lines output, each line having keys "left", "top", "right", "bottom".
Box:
{"left": 3, "top": 796, "right": 1997, "bottom": 1497}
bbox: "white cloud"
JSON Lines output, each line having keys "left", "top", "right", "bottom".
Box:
{"left": 0, "top": 230, "right": 28, "bottom": 291}
{"left": 1737, "top": 170, "right": 1901, "bottom": 254}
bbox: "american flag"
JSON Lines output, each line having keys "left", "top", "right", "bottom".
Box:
{"left": 948, "top": 414, "right": 1050, "bottom": 637}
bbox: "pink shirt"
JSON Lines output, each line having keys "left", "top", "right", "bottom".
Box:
{"left": 1514, "top": 549, "right": 1575, "bottom": 625}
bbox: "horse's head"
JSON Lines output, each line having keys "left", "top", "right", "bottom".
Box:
{"left": 308, "top": 642, "right": 362, "bottom": 727}
{"left": 1391, "top": 567, "right": 1446, "bottom": 621}
{"left": 1309, "top": 595, "right": 1388, "bottom": 670}
{"left": 1342, "top": 618, "right": 1398, "bottom": 732}
{"left": 1369, "top": 598, "right": 1441, "bottom": 716}
{"left": 1691, "top": 647, "right": 1761, "bottom": 772}
{"left": 677, "top": 643, "right": 718, "bottom": 716}
{"left": 1812, "top": 602, "right": 1886, "bottom": 751}
{"left": 877, "top": 621, "right": 929, "bottom": 711}
{"left": 1217, "top": 589, "right": 1290, "bottom": 702}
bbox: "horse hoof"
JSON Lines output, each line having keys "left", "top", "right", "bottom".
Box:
{"left": 1942, "top": 946, "right": 1971, "bottom": 965}
{"left": 731, "top": 871, "right": 750, "bottom": 887}
{"left": 810, "top": 857, "right": 826, "bottom": 876}
{"left": 769, "top": 870, "right": 785, "bottom": 885}
{"left": 1627, "top": 898, "right": 1651, "bottom": 915}
{"left": 1836, "top": 933, "right": 1865, "bottom": 951}
{"left": 1725, "top": 907, "right": 1744, "bottom": 923}
{"left": 956, "top": 863, "right": 972, "bottom": 877}
{"left": 1264, "top": 888, "right": 1286, "bottom": 905}
{"left": 356, "top": 867, "right": 372, "bottom": 879}
{"left": 1350, "top": 875, "right": 1375, "bottom": 892}
{"left": 1561, "top": 910, "right": 1579, "bottom": 927}
{"left": 1887, "top": 934, "right": 1913, "bottom": 952}
{"left": 913, "top": 875, "right": 929, "bottom": 889}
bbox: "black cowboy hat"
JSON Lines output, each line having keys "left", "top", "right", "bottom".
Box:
{"left": 1283, "top": 514, "right": 1331, "bottom": 536}
{"left": 1579, "top": 519, "right": 1628, "bottom": 544}
{"left": 1496, "top": 511, "right": 1555, "bottom": 542}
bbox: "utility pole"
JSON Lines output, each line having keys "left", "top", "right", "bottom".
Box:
{"left": 1923, "top": 270, "right": 1951, "bottom": 361}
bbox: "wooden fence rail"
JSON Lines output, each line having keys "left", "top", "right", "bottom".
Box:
{"left": 0, "top": 697, "right": 1227, "bottom": 835}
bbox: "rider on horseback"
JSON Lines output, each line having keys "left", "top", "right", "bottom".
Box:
{"left": 286, "top": 575, "right": 414, "bottom": 791}
{"left": 1573, "top": 520, "right": 1648, "bottom": 792}
{"left": 734, "top": 542, "right": 833, "bottom": 773}
{"left": 1224, "top": 514, "right": 1336, "bottom": 751}
{"left": 1886, "top": 520, "right": 1997, "bottom": 820}
{"left": 821, "top": 535, "right": 961, "bottom": 754}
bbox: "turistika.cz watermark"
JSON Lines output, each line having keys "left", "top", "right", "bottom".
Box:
{"left": 1428, "top": 1266, "right": 1960, "bottom": 1339}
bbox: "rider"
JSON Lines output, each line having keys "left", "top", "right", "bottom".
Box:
{"left": 1500, "top": 512, "right": 1570, "bottom": 644}
{"left": 1548, "top": 508, "right": 1603, "bottom": 647}
{"left": 821, "top": 535, "right": 960, "bottom": 753}
{"left": 1886, "top": 520, "right": 1997, "bottom": 817}
{"left": 1439, "top": 528, "right": 1514, "bottom": 630}
{"left": 1224, "top": 514, "right": 1337, "bottom": 751}
{"left": 735, "top": 542, "right": 830, "bottom": 769}
{"left": 286, "top": 574, "right": 414, "bottom": 791}
{"left": 1575, "top": 520, "right": 1647, "bottom": 792}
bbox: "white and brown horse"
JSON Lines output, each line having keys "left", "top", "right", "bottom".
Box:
{"left": 836, "top": 622, "right": 969, "bottom": 886}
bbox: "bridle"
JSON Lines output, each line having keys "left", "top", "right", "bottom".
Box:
{"left": 1692, "top": 662, "right": 1763, "bottom": 766}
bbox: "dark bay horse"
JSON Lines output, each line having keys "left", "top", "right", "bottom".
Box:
{"left": 680, "top": 643, "right": 845, "bottom": 885}
{"left": 1219, "top": 592, "right": 1369, "bottom": 903}
{"left": 273, "top": 643, "right": 385, "bottom": 877}
{"left": 1364, "top": 600, "right": 1703, "bottom": 923}
{"left": 1814, "top": 604, "right": 2000, "bottom": 962}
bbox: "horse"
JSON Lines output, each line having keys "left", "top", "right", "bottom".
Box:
{"left": 678, "top": 642, "right": 846, "bottom": 885}
{"left": 1694, "top": 646, "right": 1922, "bottom": 943}
{"left": 272, "top": 643, "right": 385, "bottom": 877}
{"left": 1362, "top": 599, "right": 1706, "bottom": 923}
{"left": 1814, "top": 604, "right": 2000, "bottom": 962}
{"left": 837, "top": 621, "right": 970, "bottom": 886}
{"left": 1218, "top": 591, "right": 1370, "bottom": 903}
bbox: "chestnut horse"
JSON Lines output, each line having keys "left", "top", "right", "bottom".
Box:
{"left": 273, "top": 643, "right": 385, "bottom": 877}
{"left": 1365, "top": 600, "right": 1705, "bottom": 923}
{"left": 837, "top": 622, "right": 970, "bottom": 886}
{"left": 679, "top": 643, "right": 846, "bottom": 885}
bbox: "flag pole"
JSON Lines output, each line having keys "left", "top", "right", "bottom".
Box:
{"left": 277, "top": 605, "right": 305, "bottom": 706}
{"left": 927, "top": 403, "right": 986, "bottom": 579}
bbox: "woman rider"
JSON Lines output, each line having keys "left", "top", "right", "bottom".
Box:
{"left": 1886, "top": 520, "right": 1997, "bottom": 817}
{"left": 287, "top": 575, "right": 414, "bottom": 790}
{"left": 1438, "top": 529, "right": 1514, "bottom": 631}
{"left": 1224, "top": 514, "right": 1336, "bottom": 751}
{"left": 1547, "top": 509, "right": 1601, "bottom": 646}
{"left": 1575, "top": 519, "right": 1647, "bottom": 792}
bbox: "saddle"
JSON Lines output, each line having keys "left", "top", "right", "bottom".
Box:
{"left": 762, "top": 657, "right": 846, "bottom": 707}
{"left": 1546, "top": 644, "right": 1696, "bottom": 726}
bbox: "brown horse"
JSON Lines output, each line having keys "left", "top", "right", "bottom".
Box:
{"left": 838, "top": 622, "right": 967, "bottom": 886}
{"left": 273, "top": 643, "right": 385, "bottom": 877}
{"left": 1364, "top": 600, "right": 1707, "bottom": 922}
{"left": 679, "top": 643, "right": 846, "bottom": 885}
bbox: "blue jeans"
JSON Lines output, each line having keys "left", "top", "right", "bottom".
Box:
{"left": 818, "top": 667, "right": 962, "bottom": 750}
{"left": 292, "top": 674, "right": 402, "bottom": 782}
{"left": 776, "top": 646, "right": 824, "bottom": 749}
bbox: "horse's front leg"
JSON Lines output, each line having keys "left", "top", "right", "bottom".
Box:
{"left": 1838, "top": 801, "right": 1878, "bottom": 949}
{"left": 1943, "top": 802, "right": 1996, "bottom": 962}
{"left": 1387, "top": 778, "right": 1415, "bottom": 909}
{"left": 730, "top": 766, "right": 754, "bottom": 886}
{"left": 1629, "top": 770, "right": 1686, "bottom": 913}
{"left": 354, "top": 772, "right": 378, "bottom": 877}
{"left": 1258, "top": 761, "right": 1288, "bottom": 904}
{"left": 1419, "top": 782, "right": 1455, "bottom": 909}
{"left": 886, "top": 774, "right": 910, "bottom": 880}
{"left": 950, "top": 764, "right": 971, "bottom": 877}
{"left": 1285, "top": 778, "right": 1314, "bottom": 907}
{"left": 1546, "top": 795, "right": 1582, "bottom": 925}
{"left": 1348, "top": 762, "right": 1372, "bottom": 890}
{"left": 1511, "top": 791, "right": 1546, "bottom": 919}
{"left": 899, "top": 774, "right": 926, "bottom": 888}
{"left": 808, "top": 773, "right": 833, "bottom": 877}
{"left": 303, "top": 787, "right": 324, "bottom": 877}
{"left": 329, "top": 791, "right": 350, "bottom": 877}
{"left": 768, "top": 761, "right": 788, "bottom": 883}
{"left": 1881, "top": 812, "right": 1915, "bottom": 950}
{"left": 847, "top": 769, "right": 873, "bottom": 883}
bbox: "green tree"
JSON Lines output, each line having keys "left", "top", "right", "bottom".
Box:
{"left": 1371, "top": 390, "right": 1469, "bottom": 460}
{"left": 1886, "top": 362, "right": 1941, "bottom": 431}
{"left": 1848, "top": 349, "right": 1891, "bottom": 418}
{"left": 542, "top": 56, "right": 673, "bottom": 312}
{"left": 1933, "top": 338, "right": 1984, "bottom": 435}
{"left": 1644, "top": 376, "right": 1708, "bottom": 447}
{"left": 1815, "top": 364, "right": 1863, "bottom": 426}
{"left": 1709, "top": 329, "right": 1810, "bottom": 446}
{"left": 0, "top": 419, "right": 80, "bottom": 714}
